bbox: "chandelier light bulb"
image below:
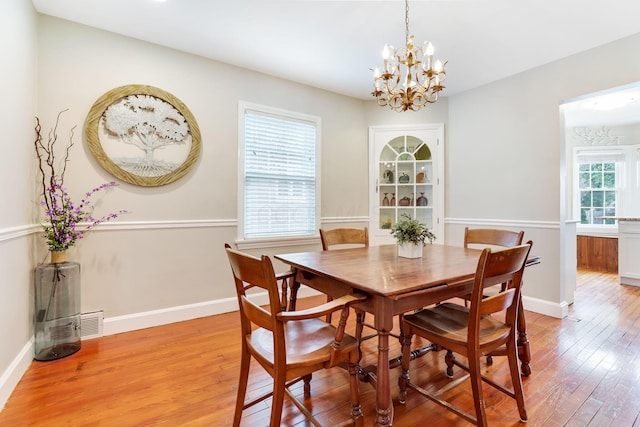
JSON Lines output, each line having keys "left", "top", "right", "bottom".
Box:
{"left": 425, "top": 42, "right": 434, "bottom": 56}
{"left": 382, "top": 44, "right": 392, "bottom": 60}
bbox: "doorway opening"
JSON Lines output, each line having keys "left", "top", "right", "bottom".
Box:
{"left": 561, "top": 82, "right": 640, "bottom": 301}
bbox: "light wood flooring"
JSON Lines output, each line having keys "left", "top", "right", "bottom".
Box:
{"left": 1, "top": 269, "right": 640, "bottom": 426}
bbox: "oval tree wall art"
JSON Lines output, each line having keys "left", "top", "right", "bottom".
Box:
{"left": 85, "top": 84, "right": 201, "bottom": 186}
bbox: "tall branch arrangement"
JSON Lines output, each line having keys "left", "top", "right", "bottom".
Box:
{"left": 35, "top": 110, "right": 127, "bottom": 252}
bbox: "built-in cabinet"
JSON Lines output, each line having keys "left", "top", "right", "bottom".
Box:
{"left": 369, "top": 124, "right": 444, "bottom": 245}
{"left": 619, "top": 220, "right": 640, "bottom": 286}
{"left": 576, "top": 235, "right": 618, "bottom": 273}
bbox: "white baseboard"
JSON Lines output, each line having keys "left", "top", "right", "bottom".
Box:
{"left": 103, "top": 285, "right": 321, "bottom": 336}
{"left": 523, "top": 295, "right": 569, "bottom": 319}
{"left": 0, "top": 339, "right": 33, "bottom": 411}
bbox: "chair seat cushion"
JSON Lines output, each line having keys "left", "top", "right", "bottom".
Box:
{"left": 249, "top": 318, "right": 358, "bottom": 367}
{"left": 403, "top": 302, "right": 510, "bottom": 349}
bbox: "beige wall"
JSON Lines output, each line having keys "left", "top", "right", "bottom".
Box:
{"left": 35, "top": 14, "right": 371, "bottom": 320}
{"left": 0, "top": 0, "right": 39, "bottom": 408}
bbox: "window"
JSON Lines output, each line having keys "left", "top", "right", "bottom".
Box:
{"left": 578, "top": 161, "right": 617, "bottom": 224}
{"left": 238, "top": 102, "right": 320, "bottom": 243}
{"left": 574, "top": 149, "right": 624, "bottom": 226}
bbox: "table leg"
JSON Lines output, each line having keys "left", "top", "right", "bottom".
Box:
{"left": 288, "top": 271, "right": 301, "bottom": 311}
{"left": 517, "top": 297, "right": 531, "bottom": 376}
{"left": 376, "top": 329, "right": 393, "bottom": 426}
{"left": 371, "top": 299, "right": 397, "bottom": 427}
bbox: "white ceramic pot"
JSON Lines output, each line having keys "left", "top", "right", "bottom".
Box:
{"left": 397, "top": 242, "right": 423, "bottom": 259}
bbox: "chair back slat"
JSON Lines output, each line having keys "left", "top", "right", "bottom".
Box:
{"left": 225, "top": 245, "right": 283, "bottom": 333}
{"left": 240, "top": 295, "right": 276, "bottom": 331}
{"left": 479, "top": 288, "right": 516, "bottom": 316}
{"left": 464, "top": 227, "right": 524, "bottom": 249}
{"left": 320, "top": 227, "right": 369, "bottom": 250}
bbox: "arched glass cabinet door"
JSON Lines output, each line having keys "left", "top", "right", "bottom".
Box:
{"left": 369, "top": 124, "right": 444, "bottom": 245}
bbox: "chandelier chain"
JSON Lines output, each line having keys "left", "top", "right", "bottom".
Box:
{"left": 405, "top": 0, "right": 410, "bottom": 46}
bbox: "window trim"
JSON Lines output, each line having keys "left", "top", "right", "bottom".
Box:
{"left": 236, "top": 101, "right": 321, "bottom": 248}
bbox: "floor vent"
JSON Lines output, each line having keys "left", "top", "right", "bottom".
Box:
{"left": 81, "top": 311, "right": 104, "bottom": 340}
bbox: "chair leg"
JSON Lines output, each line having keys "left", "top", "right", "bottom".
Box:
{"left": 355, "top": 309, "right": 366, "bottom": 361}
{"left": 507, "top": 337, "right": 528, "bottom": 421}
{"left": 348, "top": 352, "right": 364, "bottom": 426}
{"left": 445, "top": 350, "right": 456, "bottom": 378}
{"left": 233, "top": 349, "right": 251, "bottom": 427}
{"left": 398, "top": 324, "right": 413, "bottom": 404}
{"left": 468, "top": 352, "right": 488, "bottom": 427}
{"left": 270, "top": 370, "right": 287, "bottom": 427}
{"left": 303, "top": 373, "right": 312, "bottom": 397}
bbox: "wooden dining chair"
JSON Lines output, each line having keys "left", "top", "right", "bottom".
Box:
{"left": 319, "top": 227, "right": 373, "bottom": 337}
{"left": 462, "top": 227, "right": 525, "bottom": 365}
{"left": 464, "top": 227, "right": 525, "bottom": 296}
{"left": 224, "top": 244, "right": 366, "bottom": 427}
{"left": 398, "top": 242, "right": 532, "bottom": 427}
{"left": 284, "top": 227, "right": 369, "bottom": 315}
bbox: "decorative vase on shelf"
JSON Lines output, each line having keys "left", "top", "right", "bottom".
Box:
{"left": 397, "top": 242, "right": 423, "bottom": 259}
{"left": 33, "top": 251, "right": 81, "bottom": 361}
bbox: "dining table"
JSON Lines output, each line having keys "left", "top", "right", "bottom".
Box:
{"left": 275, "top": 243, "right": 538, "bottom": 427}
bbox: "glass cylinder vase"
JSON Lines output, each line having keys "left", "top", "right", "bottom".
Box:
{"left": 34, "top": 255, "right": 81, "bottom": 361}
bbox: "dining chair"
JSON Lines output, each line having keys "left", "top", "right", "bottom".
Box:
{"left": 464, "top": 227, "right": 525, "bottom": 295}
{"left": 462, "top": 227, "right": 525, "bottom": 365}
{"left": 224, "top": 244, "right": 366, "bottom": 427}
{"left": 284, "top": 227, "right": 369, "bottom": 314}
{"left": 398, "top": 242, "right": 532, "bottom": 427}
{"left": 319, "top": 227, "right": 373, "bottom": 338}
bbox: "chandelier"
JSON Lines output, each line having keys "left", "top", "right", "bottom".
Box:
{"left": 371, "top": 0, "right": 447, "bottom": 112}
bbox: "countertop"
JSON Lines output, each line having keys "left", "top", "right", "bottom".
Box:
{"left": 598, "top": 217, "right": 640, "bottom": 221}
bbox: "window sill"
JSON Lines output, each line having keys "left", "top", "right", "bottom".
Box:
{"left": 236, "top": 235, "right": 320, "bottom": 250}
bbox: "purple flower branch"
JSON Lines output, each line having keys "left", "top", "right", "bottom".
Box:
{"left": 35, "top": 111, "right": 128, "bottom": 252}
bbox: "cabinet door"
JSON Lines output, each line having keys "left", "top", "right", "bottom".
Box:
{"left": 369, "top": 124, "right": 444, "bottom": 245}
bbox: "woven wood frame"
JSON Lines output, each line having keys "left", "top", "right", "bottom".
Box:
{"left": 85, "top": 84, "right": 201, "bottom": 187}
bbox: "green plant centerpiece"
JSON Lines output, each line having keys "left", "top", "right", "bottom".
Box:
{"left": 390, "top": 214, "right": 436, "bottom": 258}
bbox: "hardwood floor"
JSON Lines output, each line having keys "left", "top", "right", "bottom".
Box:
{"left": 2, "top": 269, "right": 640, "bottom": 426}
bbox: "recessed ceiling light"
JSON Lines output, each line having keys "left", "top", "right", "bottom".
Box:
{"left": 589, "top": 93, "right": 638, "bottom": 111}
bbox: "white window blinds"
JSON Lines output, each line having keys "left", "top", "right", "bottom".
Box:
{"left": 242, "top": 108, "right": 318, "bottom": 239}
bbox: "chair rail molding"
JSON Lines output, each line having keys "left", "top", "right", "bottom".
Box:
{"left": 446, "top": 218, "right": 560, "bottom": 230}
{"left": 0, "top": 224, "right": 40, "bottom": 243}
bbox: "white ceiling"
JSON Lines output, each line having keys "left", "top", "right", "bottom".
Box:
{"left": 32, "top": 0, "right": 640, "bottom": 125}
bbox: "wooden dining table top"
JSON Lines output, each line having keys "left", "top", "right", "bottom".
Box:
{"left": 275, "top": 243, "right": 483, "bottom": 298}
